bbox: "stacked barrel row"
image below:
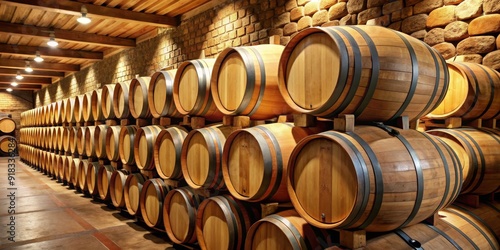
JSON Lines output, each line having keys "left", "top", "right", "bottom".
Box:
{"left": 0, "top": 114, "right": 17, "bottom": 156}
{"left": 19, "top": 25, "right": 500, "bottom": 249}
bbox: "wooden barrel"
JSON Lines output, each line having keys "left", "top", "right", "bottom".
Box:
{"left": 163, "top": 186, "right": 204, "bottom": 244}
{"left": 173, "top": 59, "right": 223, "bottom": 121}
{"left": 62, "top": 127, "right": 71, "bottom": 152}
{"left": 129, "top": 76, "right": 152, "bottom": 119}
{"left": 105, "top": 125, "right": 121, "bottom": 161}
{"left": 69, "top": 157, "right": 81, "bottom": 186}
{"left": 56, "top": 126, "right": 65, "bottom": 151}
{"left": 97, "top": 164, "right": 115, "bottom": 201}
{"left": 68, "top": 126, "right": 78, "bottom": 154}
{"left": 55, "top": 154, "right": 64, "bottom": 180}
{"left": 134, "top": 125, "right": 164, "bottom": 170}
{"left": 154, "top": 125, "right": 189, "bottom": 180}
{"left": 82, "top": 91, "right": 94, "bottom": 122}
{"left": 245, "top": 210, "right": 339, "bottom": 250}
{"left": 181, "top": 125, "right": 234, "bottom": 190}
{"left": 61, "top": 155, "right": 73, "bottom": 183}
{"left": 278, "top": 25, "right": 448, "bottom": 122}
{"left": 85, "top": 161, "right": 100, "bottom": 196}
{"left": 73, "top": 94, "right": 85, "bottom": 123}
{"left": 451, "top": 201, "right": 500, "bottom": 240}
{"left": 124, "top": 172, "right": 148, "bottom": 216}
{"left": 76, "top": 126, "right": 86, "bottom": 155}
{"left": 139, "top": 178, "right": 173, "bottom": 228}
{"left": 94, "top": 124, "right": 108, "bottom": 159}
{"left": 84, "top": 126, "right": 96, "bottom": 157}
{"left": 48, "top": 152, "right": 57, "bottom": 177}
{"left": 100, "top": 84, "right": 117, "bottom": 119}
{"left": 211, "top": 45, "right": 293, "bottom": 119}
{"left": 44, "top": 105, "right": 51, "bottom": 125}
{"left": 64, "top": 97, "right": 76, "bottom": 123}
{"left": 0, "top": 135, "right": 17, "bottom": 155}
{"left": 113, "top": 80, "right": 133, "bottom": 119}
{"left": 196, "top": 195, "right": 261, "bottom": 250}
{"left": 148, "top": 70, "right": 181, "bottom": 118}
{"left": 119, "top": 125, "right": 137, "bottom": 165}
{"left": 223, "top": 123, "right": 320, "bottom": 202}
{"left": 0, "top": 117, "right": 16, "bottom": 134}
{"left": 427, "top": 127, "right": 500, "bottom": 195}
{"left": 91, "top": 88, "right": 105, "bottom": 121}
{"left": 76, "top": 159, "right": 88, "bottom": 191}
{"left": 287, "top": 125, "right": 463, "bottom": 232}
{"left": 53, "top": 100, "right": 63, "bottom": 125}
{"left": 427, "top": 62, "right": 500, "bottom": 120}
{"left": 109, "top": 169, "right": 130, "bottom": 208}
{"left": 59, "top": 98, "right": 68, "bottom": 123}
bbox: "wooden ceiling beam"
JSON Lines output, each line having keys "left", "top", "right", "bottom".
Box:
{"left": 0, "top": 84, "right": 41, "bottom": 90}
{"left": 0, "top": 68, "right": 65, "bottom": 78}
{"left": 0, "top": 76, "right": 51, "bottom": 85}
{"left": 0, "top": 22, "right": 136, "bottom": 48}
{"left": 0, "top": 43, "right": 103, "bottom": 61}
{"left": 0, "top": 59, "right": 79, "bottom": 72}
{"left": 1, "top": 0, "right": 178, "bottom": 27}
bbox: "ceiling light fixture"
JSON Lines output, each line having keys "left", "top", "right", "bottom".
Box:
{"left": 34, "top": 51, "right": 44, "bottom": 62}
{"left": 25, "top": 61, "right": 33, "bottom": 73}
{"left": 11, "top": 82, "right": 18, "bottom": 87}
{"left": 77, "top": 5, "right": 91, "bottom": 24}
{"left": 47, "top": 32, "right": 58, "bottom": 47}
{"left": 6, "top": 88, "right": 13, "bottom": 92}
{"left": 16, "top": 71, "right": 24, "bottom": 80}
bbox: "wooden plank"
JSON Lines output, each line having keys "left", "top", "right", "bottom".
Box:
{"left": 0, "top": 58, "right": 79, "bottom": 72}
{"left": 0, "top": 43, "right": 103, "bottom": 61}
{"left": 1, "top": 0, "right": 178, "bottom": 27}
{"left": 0, "top": 21, "right": 136, "bottom": 48}
{"left": 0, "top": 76, "right": 51, "bottom": 85}
{"left": 0, "top": 68, "right": 65, "bottom": 78}
{"left": 0, "top": 84, "right": 40, "bottom": 90}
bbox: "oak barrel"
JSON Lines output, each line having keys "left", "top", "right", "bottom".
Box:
{"left": 287, "top": 126, "right": 463, "bottom": 232}
{"left": 196, "top": 195, "right": 261, "bottom": 250}
{"left": 85, "top": 161, "right": 101, "bottom": 196}
{"left": 278, "top": 25, "right": 448, "bottom": 121}
{"left": 223, "top": 123, "right": 320, "bottom": 202}
{"left": 100, "top": 84, "right": 117, "bottom": 119}
{"left": 69, "top": 157, "right": 81, "bottom": 186}
{"left": 139, "top": 178, "right": 173, "bottom": 228}
{"left": 56, "top": 126, "right": 65, "bottom": 151}
{"left": 134, "top": 125, "right": 164, "bottom": 170}
{"left": 61, "top": 155, "right": 73, "bottom": 184}
{"left": 84, "top": 126, "right": 96, "bottom": 157}
{"left": 148, "top": 70, "right": 181, "bottom": 118}
{"left": 77, "top": 159, "right": 88, "bottom": 191}
{"left": 76, "top": 126, "right": 86, "bottom": 155}
{"left": 91, "top": 88, "right": 105, "bottom": 121}
{"left": 163, "top": 186, "right": 204, "bottom": 244}
{"left": 0, "top": 117, "right": 16, "bottom": 134}
{"left": 82, "top": 91, "right": 94, "bottom": 122}
{"left": 124, "top": 172, "right": 148, "bottom": 216}
{"left": 97, "top": 164, "right": 115, "bottom": 201}
{"left": 73, "top": 94, "right": 85, "bottom": 123}
{"left": 427, "top": 62, "right": 500, "bottom": 120}
{"left": 62, "top": 127, "right": 71, "bottom": 152}
{"left": 211, "top": 44, "right": 293, "bottom": 119}
{"left": 94, "top": 124, "right": 108, "bottom": 159}
{"left": 109, "top": 169, "right": 130, "bottom": 208}
{"left": 153, "top": 125, "right": 189, "bottom": 180}
{"left": 64, "top": 97, "right": 76, "bottom": 123}
{"left": 245, "top": 210, "right": 339, "bottom": 250}
{"left": 68, "top": 126, "right": 78, "bottom": 154}
{"left": 119, "top": 125, "right": 137, "bottom": 165}
{"left": 0, "top": 136, "right": 16, "bottom": 155}
{"left": 129, "top": 76, "right": 152, "bottom": 119}
{"left": 181, "top": 125, "right": 234, "bottom": 190}
{"left": 173, "top": 59, "right": 223, "bottom": 121}
{"left": 113, "top": 80, "right": 132, "bottom": 119}
{"left": 427, "top": 127, "right": 500, "bottom": 195}
{"left": 53, "top": 100, "right": 63, "bottom": 125}
{"left": 105, "top": 125, "right": 121, "bottom": 161}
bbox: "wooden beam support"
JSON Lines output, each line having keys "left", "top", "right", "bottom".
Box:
{"left": 0, "top": 76, "right": 51, "bottom": 85}
{"left": 0, "top": 59, "right": 79, "bottom": 72}
{"left": 0, "top": 43, "right": 103, "bottom": 61}
{"left": 1, "top": 0, "right": 178, "bottom": 27}
{"left": 0, "top": 22, "right": 135, "bottom": 48}
{"left": 0, "top": 84, "right": 41, "bottom": 90}
{"left": 0, "top": 68, "right": 65, "bottom": 78}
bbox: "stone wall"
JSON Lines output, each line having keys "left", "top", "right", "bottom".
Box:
{"left": 0, "top": 91, "right": 34, "bottom": 140}
{"left": 35, "top": 0, "right": 500, "bottom": 107}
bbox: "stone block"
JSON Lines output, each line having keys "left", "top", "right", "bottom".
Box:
{"left": 298, "top": 0, "right": 310, "bottom": 6}
{"left": 392, "top": 10, "right": 402, "bottom": 22}
{"left": 284, "top": 22, "right": 298, "bottom": 35}
{"left": 454, "top": 54, "right": 483, "bottom": 63}
{"left": 368, "top": 0, "right": 389, "bottom": 8}
{"left": 484, "top": 0, "right": 500, "bottom": 14}
{"left": 456, "top": 0, "right": 483, "bottom": 20}
{"left": 388, "top": 21, "right": 402, "bottom": 31}
{"left": 382, "top": 0, "right": 403, "bottom": 15}
{"left": 401, "top": 14, "right": 428, "bottom": 34}
{"left": 304, "top": 2, "right": 319, "bottom": 16}
{"left": 444, "top": 0, "right": 464, "bottom": 4}
{"left": 497, "top": 35, "right": 500, "bottom": 49}
{"left": 347, "top": 0, "right": 365, "bottom": 14}
{"left": 298, "top": 16, "right": 313, "bottom": 31}
{"left": 456, "top": 36, "right": 496, "bottom": 54}
{"left": 329, "top": 2, "right": 349, "bottom": 20}
{"left": 320, "top": 0, "right": 338, "bottom": 9}
{"left": 367, "top": 15, "right": 391, "bottom": 26}
{"left": 313, "top": 10, "right": 329, "bottom": 25}
{"left": 274, "top": 12, "right": 290, "bottom": 27}
{"left": 322, "top": 20, "right": 341, "bottom": 26}
{"left": 358, "top": 7, "right": 382, "bottom": 24}
{"left": 286, "top": 0, "right": 298, "bottom": 11}
{"left": 427, "top": 6, "right": 456, "bottom": 28}
{"left": 414, "top": 0, "right": 443, "bottom": 14}
{"left": 291, "top": 7, "right": 305, "bottom": 21}
{"left": 411, "top": 29, "right": 427, "bottom": 39}
{"left": 340, "top": 14, "right": 357, "bottom": 25}
{"left": 483, "top": 50, "right": 500, "bottom": 70}
{"left": 468, "top": 14, "right": 500, "bottom": 35}
{"left": 444, "top": 21, "right": 469, "bottom": 41}
{"left": 424, "top": 28, "right": 445, "bottom": 46}
{"left": 402, "top": 6, "right": 413, "bottom": 19}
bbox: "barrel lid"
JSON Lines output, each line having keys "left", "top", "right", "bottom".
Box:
{"left": 185, "top": 131, "right": 210, "bottom": 186}
{"left": 178, "top": 64, "right": 200, "bottom": 111}
{"left": 427, "top": 63, "right": 468, "bottom": 118}
{"left": 216, "top": 51, "right": 247, "bottom": 112}
{"left": 200, "top": 199, "right": 231, "bottom": 250}
{"left": 167, "top": 191, "right": 191, "bottom": 240}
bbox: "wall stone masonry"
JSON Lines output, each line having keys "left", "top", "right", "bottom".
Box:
{"left": 0, "top": 91, "right": 33, "bottom": 140}
{"left": 34, "top": 0, "right": 500, "bottom": 107}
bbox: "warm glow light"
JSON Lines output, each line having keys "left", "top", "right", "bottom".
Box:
{"left": 34, "top": 51, "right": 44, "bottom": 62}
{"left": 11, "top": 82, "right": 18, "bottom": 87}
{"left": 47, "top": 32, "right": 58, "bottom": 47}
{"left": 77, "top": 5, "right": 91, "bottom": 24}
{"left": 25, "top": 61, "right": 33, "bottom": 73}
{"left": 16, "top": 71, "right": 23, "bottom": 80}
{"left": 6, "top": 88, "right": 13, "bottom": 92}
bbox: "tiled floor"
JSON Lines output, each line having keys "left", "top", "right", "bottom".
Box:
{"left": 0, "top": 157, "right": 177, "bottom": 249}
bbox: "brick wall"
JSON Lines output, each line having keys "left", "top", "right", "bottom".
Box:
{"left": 0, "top": 91, "right": 34, "bottom": 140}
{"left": 35, "top": 0, "right": 500, "bottom": 107}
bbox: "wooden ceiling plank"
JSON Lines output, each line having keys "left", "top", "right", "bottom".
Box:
{"left": 0, "top": 21, "right": 136, "bottom": 48}
{"left": 0, "top": 43, "right": 103, "bottom": 61}
{"left": 0, "top": 58, "right": 79, "bottom": 72}
{"left": 1, "top": 0, "right": 179, "bottom": 27}
{"left": 0, "top": 76, "right": 51, "bottom": 85}
{"left": 0, "top": 68, "right": 65, "bottom": 78}
{"left": 0, "top": 84, "right": 41, "bottom": 90}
